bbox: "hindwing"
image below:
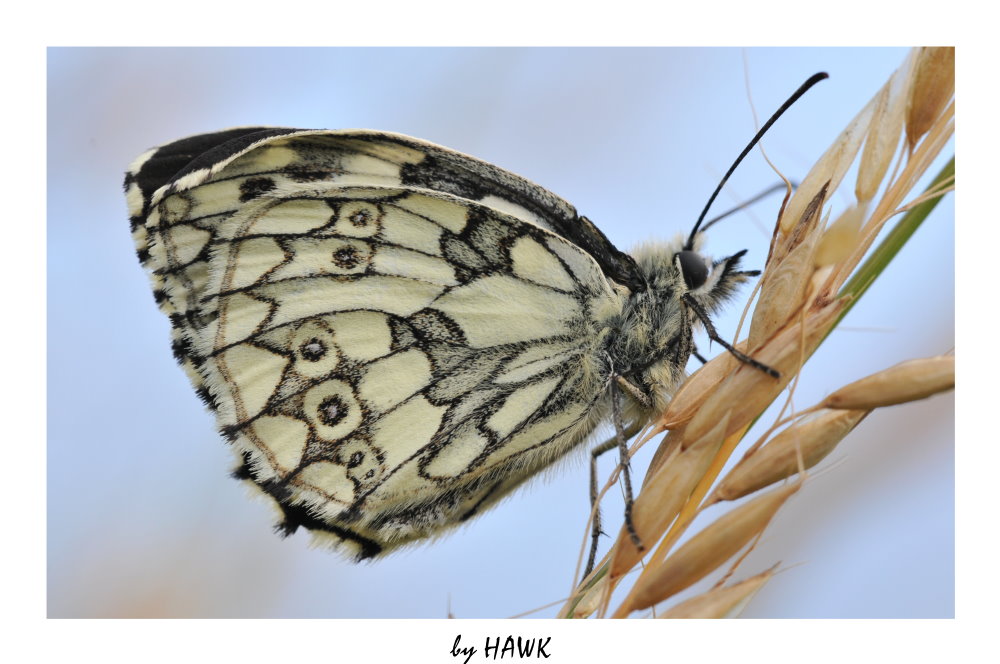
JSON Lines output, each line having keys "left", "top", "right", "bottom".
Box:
{"left": 127, "top": 130, "right": 630, "bottom": 557}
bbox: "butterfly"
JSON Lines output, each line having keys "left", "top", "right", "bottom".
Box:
{"left": 125, "top": 127, "right": 771, "bottom": 562}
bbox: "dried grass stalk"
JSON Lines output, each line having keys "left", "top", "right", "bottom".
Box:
{"left": 561, "top": 47, "right": 954, "bottom": 620}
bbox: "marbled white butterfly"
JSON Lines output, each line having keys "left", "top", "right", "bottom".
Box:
{"left": 124, "top": 78, "right": 821, "bottom": 562}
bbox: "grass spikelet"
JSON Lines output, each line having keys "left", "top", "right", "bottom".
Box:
{"left": 814, "top": 204, "right": 865, "bottom": 267}
{"left": 749, "top": 184, "right": 829, "bottom": 348}
{"left": 619, "top": 484, "right": 799, "bottom": 615}
{"left": 657, "top": 344, "right": 741, "bottom": 429}
{"left": 569, "top": 576, "right": 608, "bottom": 618}
{"left": 657, "top": 566, "right": 778, "bottom": 619}
{"left": 779, "top": 97, "right": 873, "bottom": 235}
{"left": 710, "top": 409, "right": 869, "bottom": 503}
{"left": 906, "top": 47, "right": 956, "bottom": 152}
{"left": 820, "top": 354, "right": 954, "bottom": 410}
{"left": 684, "top": 300, "right": 843, "bottom": 443}
{"left": 562, "top": 47, "right": 954, "bottom": 619}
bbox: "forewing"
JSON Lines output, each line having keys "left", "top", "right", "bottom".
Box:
{"left": 126, "top": 130, "right": 643, "bottom": 346}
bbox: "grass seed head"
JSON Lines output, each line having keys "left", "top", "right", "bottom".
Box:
{"left": 565, "top": 48, "right": 953, "bottom": 620}
{"left": 569, "top": 576, "right": 607, "bottom": 618}
{"left": 856, "top": 67, "right": 909, "bottom": 202}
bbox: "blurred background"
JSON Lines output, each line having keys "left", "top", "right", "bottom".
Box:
{"left": 48, "top": 47, "right": 953, "bottom": 618}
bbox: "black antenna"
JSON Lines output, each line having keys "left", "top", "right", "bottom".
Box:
{"left": 685, "top": 72, "right": 829, "bottom": 250}
{"left": 699, "top": 181, "right": 795, "bottom": 233}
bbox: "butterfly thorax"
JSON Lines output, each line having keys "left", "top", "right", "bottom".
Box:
{"left": 605, "top": 243, "right": 691, "bottom": 412}
{"left": 605, "top": 237, "right": 754, "bottom": 413}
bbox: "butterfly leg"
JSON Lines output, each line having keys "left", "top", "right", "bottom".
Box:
{"left": 614, "top": 375, "right": 652, "bottom": 408}
{"left": 610, "top": 388, "right": 644, "bottom": 556}
{"left": 682, "top": 293, "right": 781, "bottom": 378}
{"left": 585, "top": 416, "right": 643, "bottom": 578}
{"left": 691, "top": 343, "right": 709, "bottom": 365}
{"left": 586, "top": 436, "right": 618, "bottom": 577}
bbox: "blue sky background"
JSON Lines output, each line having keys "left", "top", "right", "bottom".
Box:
{"left": 47, "top": 47, "right": 953, "bottom": 618}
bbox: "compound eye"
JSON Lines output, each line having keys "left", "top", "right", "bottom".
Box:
{"left": 676, "top": 250, "right": 709, "bottom": 290}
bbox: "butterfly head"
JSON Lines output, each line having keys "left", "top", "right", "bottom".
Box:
{"left": 633, "top": 234, "right": 756, "bottom": 309}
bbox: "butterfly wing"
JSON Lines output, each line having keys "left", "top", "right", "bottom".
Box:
{"left": 128, "top": 130, "right": 628, "bottom": 557}
{"left": 128, "top": 127, "right": 645, "bottom": 286}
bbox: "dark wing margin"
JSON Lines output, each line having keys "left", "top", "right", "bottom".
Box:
{"left": 123, "top": 127, "right": 308, "bottom": 221}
